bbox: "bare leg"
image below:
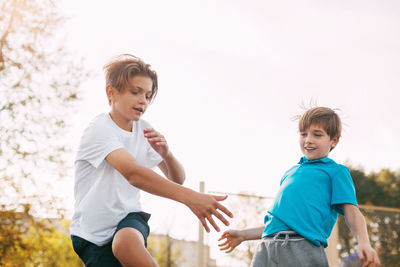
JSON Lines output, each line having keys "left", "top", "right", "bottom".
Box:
{"left": 112, "top": 228, "right": 158, "bottom": 267}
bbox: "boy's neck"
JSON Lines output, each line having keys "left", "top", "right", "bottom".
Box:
{"left": 109, "top": 111, "right": 133, "bottom": 132}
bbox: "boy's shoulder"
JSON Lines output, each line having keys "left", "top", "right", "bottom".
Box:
{"left": 293, "top": 157, "right": 350, "bottom": 175}
{"left": 82, "top": 113, "right": 113, "bottom": 134}
{"left": 321, "top": 158, "right": 349, "bottom": 171}
{"left": 86, "top": 114, "right": 153, "bottom": 134}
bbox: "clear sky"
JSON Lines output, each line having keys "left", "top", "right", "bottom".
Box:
{"left": 60, "top": 0, "right": 400, "bottom": 265}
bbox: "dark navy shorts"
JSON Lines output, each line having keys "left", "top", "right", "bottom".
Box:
{"left": 71, "top": 211, "right": 151, "bottom": 267}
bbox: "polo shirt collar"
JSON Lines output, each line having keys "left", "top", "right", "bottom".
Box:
{"left": 298, "top": 156, "right": 335, "bottom": 165}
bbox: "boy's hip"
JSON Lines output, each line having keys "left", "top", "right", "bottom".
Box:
{"left": 251, "top": 232, "right": 329, "bottom": 267}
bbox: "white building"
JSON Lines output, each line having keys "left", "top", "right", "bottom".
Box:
{"left": 149, "top": 234, "right": 218, "bottom": 267}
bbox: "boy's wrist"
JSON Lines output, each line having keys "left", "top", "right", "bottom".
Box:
{"left": 175, "top": 186, "right": 196, "bottom": 205}
{"left": 162, "top": 150, "right": 173, "bottom": 161}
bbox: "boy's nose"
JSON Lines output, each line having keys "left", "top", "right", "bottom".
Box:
{"left": 138, "top": 95, "right": 147, "bottom": 103}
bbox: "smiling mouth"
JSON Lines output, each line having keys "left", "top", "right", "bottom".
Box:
{"left": 133, "top": 107, "right": 144, "bottom": 113}
{"left": 305, "top": 147, "right": 316, "bottom": 151}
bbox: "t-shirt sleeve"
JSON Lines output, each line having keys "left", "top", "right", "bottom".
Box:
{"left": 331, "top": 165, "right": 358, "bottom": 215}
{"left": 144, "top": 143, "right": 163, "bottom": 169}
{"left": 76, "top": 119, "right": 123, "bottom": 168}
{"left": 140, "top": 120, "right": 163, "bottom": 169}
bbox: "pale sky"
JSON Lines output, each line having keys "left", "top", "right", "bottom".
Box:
{"left": 59, "top": 0, "right": 400, "bottom": 265}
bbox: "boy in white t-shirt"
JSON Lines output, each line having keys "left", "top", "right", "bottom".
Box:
{"left": 70, "top": 54, "right": 233, "bottom": 267}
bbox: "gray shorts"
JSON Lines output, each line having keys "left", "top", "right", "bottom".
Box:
{"left": 250, "top": 231, "right": 329, "bottom": 267}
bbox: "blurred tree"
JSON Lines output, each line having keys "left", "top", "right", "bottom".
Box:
{"left": 338, "top": 166, "right": 400, "bottom": 267}
{"left": 147, "top": 233, "right": 183, "bottom": 267}
{"left": 0, "top": 0, "right": 88, "bottom": 216}
{"left": 0, "top": 204, "right": 82, "bottom": 266}
{"left": 0, "top": 0, "right": 88, "bottom": 264}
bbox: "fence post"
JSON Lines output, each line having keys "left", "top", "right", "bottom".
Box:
{"left": 326, "top": 222, "right": 339, "bottom": 266}
{"left": 198, "top": 181, "right": 205, "bottom": 267}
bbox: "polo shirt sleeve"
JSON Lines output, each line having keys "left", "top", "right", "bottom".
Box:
{"left": 76, "top": 119, "right": 123, "bottom": 168}
{"left": 331, "top": 165, "right": 358, "bottom": 215}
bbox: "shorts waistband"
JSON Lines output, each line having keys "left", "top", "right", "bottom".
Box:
{"left": 264, "top": 230, "right": 304, "bottom": 240}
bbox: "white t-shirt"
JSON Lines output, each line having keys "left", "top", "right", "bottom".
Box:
{"left": 70, "top": 113, "right": 162, "bottom": 246}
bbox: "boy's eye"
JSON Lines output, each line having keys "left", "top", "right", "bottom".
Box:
{"left": 146, "top": 94, "right": 152, "bottom": 100}
{"left": 131, "top": 91, "right": 138, "bottom": 95}
{"left": 300, "top": 133, "right": 307, "bottom": 137}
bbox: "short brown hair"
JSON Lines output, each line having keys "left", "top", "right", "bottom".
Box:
{"left": 103, "top": 54, "right": 158, "bottom": 103}
{"left": 298, "top": 107, "right": 342, "bottom": 140}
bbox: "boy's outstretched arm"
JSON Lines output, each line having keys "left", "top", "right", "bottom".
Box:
{"left": 218, "top": 226, "right": 264, "bottom": 253}
{"left": 343, "top": 204, "right": 381, "bottom": 267}
{"left": 106, "top": 148, "right": 233, "bottom": 232}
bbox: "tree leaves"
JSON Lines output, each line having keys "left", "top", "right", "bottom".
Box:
{"left": 0, "top": 0, "right": 89, "bottom": 217}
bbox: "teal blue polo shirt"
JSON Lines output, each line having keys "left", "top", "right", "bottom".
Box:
{"left": 262, "top": 157, "right": 358, "bottom": 247}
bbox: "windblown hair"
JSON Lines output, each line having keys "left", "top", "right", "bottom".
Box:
{"left": 298, "top": 106, "right": 342, "bottom": 140}
{"left": 103, "top": 54, "right": 158, "bottom": 103}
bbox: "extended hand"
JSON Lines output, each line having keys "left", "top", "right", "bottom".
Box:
{"left": 358, "top": 244, "right": 381, "bottom": 267}
{"left": 187, "top": 193, "right": 233, "bottom": 233}
{"left": 218, "top": 230, "right": 244, "bottom": 253}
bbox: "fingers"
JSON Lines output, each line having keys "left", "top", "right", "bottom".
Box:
{"left": 360, "top": 251, "right": 371, "bottom": 267}
{"left": 144, "top": 129, "right": 166, "bottom": 145}
{"left": 211, "top": 209, "right": 230, "bottom": 227}
{"left": 218, "top": 232, "right": 229, "bottom": 241}
{"left": 198, "top": 205, "right": 230, "bottom": 232}
{"left": 218, "top": 238, "right": 237, "bottom": 253}
{"left": 373, "top": 253, "right": 381, "bottom": 267}
{"left": 199, "top": 217, "right": 210, "bottom": 233}
{"left": 226, "top": 246, "right": 235, "bottom": 253}
{"left": 212, "top": 195, "right": 233, "bottom": 219}
{"left": 220, "top": 244, "right": 234, "bottom": 253}
{"left": 206, "top": 196, "right": 233, "bottom": 231}
{"left": 213, "top": 194, "right": 228, "bottom": 201}
{"left": 218, "top": 239, "right": 229, "bottom": 247}
{"left": 190, "top": 194, "right": 233, "bottom": 233}
{"left": 360, "top": 249, "right": 380, "bottom": 267}
{"left": 206, "top": 214, "right": 220, "bottom": 232}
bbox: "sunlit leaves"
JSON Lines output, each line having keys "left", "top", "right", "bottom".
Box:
{"left": 0, "top": 0, "right": 88, "bottom": 217}
{"left": 0, "top": 205, "right": 82, "bottom": 266}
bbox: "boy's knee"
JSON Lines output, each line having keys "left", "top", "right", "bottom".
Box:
{"left": 112, "top": 228, "right": 154, "bottom": 267}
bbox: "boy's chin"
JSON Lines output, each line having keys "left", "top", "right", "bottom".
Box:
{"left": 304, "top": 155, "right": 324, "bottom": 161}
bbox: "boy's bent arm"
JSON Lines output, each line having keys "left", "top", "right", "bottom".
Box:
{"left": 343, "top": 204, "right": 381, "bottom": 266}
{"left": 237, "top": 226, "right": 264, "bottom": 241}
{"left": 158, "top": 151, "right": 185, "bottom": 185}
{"left": 218, "top": 226, "right": 264, "bottom": 253}
{"left": 106, "top": 148, "right": 232, "bottom": 232}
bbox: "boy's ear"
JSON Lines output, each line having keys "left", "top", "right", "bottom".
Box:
{"left": 331, "top": 136, "right": 340, "bottom": 150}
{"left": 106, "top": 85, "right": 114, "bottom": 102}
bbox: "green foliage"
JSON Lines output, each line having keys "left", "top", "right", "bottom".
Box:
{"left": 147, "top": 234, "right": 184, "bottom": 267}
{"left": 0, "top": 204, "right": 82, "bottom": 266}
{"left": 338, "top": 166, "right": 400, "bottom": 266}
{"left": 351, "top": 167, "right": 400, "bottom": 207}
{"left": 0, "top": 0, "right": 88, "bottom": 263}
{"left": 0, "top": 0, "right": 88, "bottom": 216}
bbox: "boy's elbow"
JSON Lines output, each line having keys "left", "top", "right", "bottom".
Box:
{"left": 124, "top": 166, "right": 145, "bottom": 187}
{"left": 178, "top": 176, "right": 185, "bottom": 185}
{"left": 126, "top": 172, "right": 140, "bottom": 187}
{"left": 172, "top": 173, "right": 185, "bottom": 185}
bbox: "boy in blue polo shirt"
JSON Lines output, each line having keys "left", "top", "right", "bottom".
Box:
{"left": 218, "top": 107, "right": 380, "bottom": 267}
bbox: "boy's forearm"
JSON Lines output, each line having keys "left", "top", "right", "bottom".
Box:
{"left": 162, "top": 151, "right": 185, "bottom": 184}
{"left": 128, "top": 164, "right": 192, "bottom": 204}
{"left": 345, "top": 206, "right": 370, "bottom": 245}
{"left": 241, "top": 226, "right": 265, "bottom": 241}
